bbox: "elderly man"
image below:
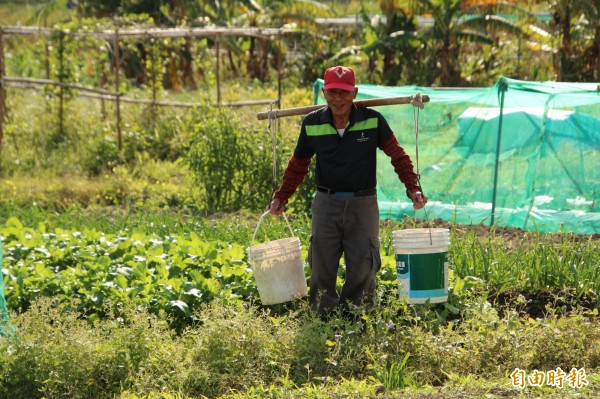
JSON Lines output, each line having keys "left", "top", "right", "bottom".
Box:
{"left": 269, "top": 65, "right": 427, "bottom": 317}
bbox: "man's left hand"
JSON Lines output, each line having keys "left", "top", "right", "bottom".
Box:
{"left": 409, "top": 191, "right": 428, "bottom": 210}
{"left": 267, "top": 197, "right": 285, "bottom": 215}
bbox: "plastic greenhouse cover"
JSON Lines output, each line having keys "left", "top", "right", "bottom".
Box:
{"left": 312, "top": 76, "right": 600, "bottom": 234}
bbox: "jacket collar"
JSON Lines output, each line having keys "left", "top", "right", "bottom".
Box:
{"left": 319, "top": 103, "right": 359, "bottom": 126}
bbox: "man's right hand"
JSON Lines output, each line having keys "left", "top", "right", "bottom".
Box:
{"left": 267, "top": 198, "right": 285, "bottom": 215}
{"left": 409, "top": 190, "right": 428, "bottom": 210}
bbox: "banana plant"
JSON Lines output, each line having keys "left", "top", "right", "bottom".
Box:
{"left": 411, "top": 0, "right": 539, "bottom": 86}
{"left": 357, "top": 0, "right": 421, "bottom": 85}
{"left": 324, "top": 0, "right": 534, "bottom": 86}
{"left": 236, "top": 0, "right": 334, "bottom": 81}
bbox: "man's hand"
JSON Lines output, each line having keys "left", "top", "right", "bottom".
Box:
{"left": 267, "top": 197, "right": 285, "bottom": 215}
{"left": 409, "top": 190, "right": 428, "bottom": 210}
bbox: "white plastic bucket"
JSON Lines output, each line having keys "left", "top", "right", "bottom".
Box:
{"left": 392, "top": 228, "right": 449, "bottom": 304}
{"left": 247, "top": 212, "right": 307, "bottom": 305}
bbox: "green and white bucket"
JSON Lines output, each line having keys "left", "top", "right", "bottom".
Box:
{"left": 393, "top": 228, "right": 450, "bottom": 304}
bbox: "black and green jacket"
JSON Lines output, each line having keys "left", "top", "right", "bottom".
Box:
{"left": 294, "top": 104, "right": 394, "bottom": 192}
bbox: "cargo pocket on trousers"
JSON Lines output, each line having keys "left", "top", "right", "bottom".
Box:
{"left": 369, "top": 236, "right": 381, "bottom": 274}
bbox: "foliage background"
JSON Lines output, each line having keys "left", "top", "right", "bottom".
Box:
{"left": 3, "top": 0, "right": 599, "bottom": 215}
{"left": 1, "top": 3, "right": 600, "bottom": 398}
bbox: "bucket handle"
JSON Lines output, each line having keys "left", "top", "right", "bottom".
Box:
{"left": 251, "top": 211, "right": 295, "bottom": 245}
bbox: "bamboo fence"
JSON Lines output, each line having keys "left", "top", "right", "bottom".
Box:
{"left": 0, "top": 25, "right": 297, "bottom": 153}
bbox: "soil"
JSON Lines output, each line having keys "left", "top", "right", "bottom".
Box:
{"left": 489, "top": 289, "right": 598, "bottom": 319}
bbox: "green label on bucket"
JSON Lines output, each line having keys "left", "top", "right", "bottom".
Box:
{"left": 396, "top": 252, "right": 448, "bottom": 291}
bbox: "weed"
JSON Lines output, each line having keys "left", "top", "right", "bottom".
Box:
{"left": 0, "top": 290, "right": 599, "bottom": 399}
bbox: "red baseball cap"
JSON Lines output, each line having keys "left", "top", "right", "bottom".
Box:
{"left": 323, "top": 66, "right": 356, "bottom": 92}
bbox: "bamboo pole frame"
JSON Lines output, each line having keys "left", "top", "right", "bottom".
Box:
{"left": 0, "top": 28, "right": 5, "bottom": 156}
{"left": 3, "top": 77, "right": 118, "bottom": 96}
{"left": 256, "top": 94, "right": 431, "bottom": 120}
{"left": 58, "top": 32, "right": 65, "bottom": 136}
{"left": 3, "top": 77, "right": 276, "bottom": 108}
{"left": 114, "top": 30, "right": 122, "bottom": 150}
{"left": 0, "top": 25, "right": 299, "bottom": 153}
{"left": 216, "top": 37, "right": 221, "bottom": 105}
{"left": 1, "top": 26, "right": 297, "bottom": 39}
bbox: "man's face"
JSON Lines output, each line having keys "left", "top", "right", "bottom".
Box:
{"left": 323, "top": 88, "right": 357, "bottom": 118}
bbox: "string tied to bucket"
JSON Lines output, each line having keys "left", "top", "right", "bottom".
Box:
{"left": 411, "top": 91, "right": 433, "bottom": 245}
{"left": 251, "top": 210, "right": 295, "bottom": 246}
{"left": 266, "top": 100, "right": 279, "bottom": 195}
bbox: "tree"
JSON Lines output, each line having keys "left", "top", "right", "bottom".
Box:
{"left": 237, "top": 0, "right": 333, "bottom": 81}
{"left": 414, "top": 0, "right": 530, "bottom": 86}
{"left": 359, "top": 0, "right": 420, "bottom": 85}
{"left": 575, "top": 0, "right": 600, "bottom": 82}
{"left": 578, "top": 0, "right": 600, "bottom": 81}
{"left": 549, "top": 0, "right": 577, "bottom": 81}
{"left": 548, "top": 0, "right": 600, "bottom": 81}
{"left": 76, "top": 0, "right": 122, "bottom": 18}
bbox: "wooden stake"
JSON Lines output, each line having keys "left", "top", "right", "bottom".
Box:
{"left": 216, "top": 37, "right": 221, "bottom": 105}
{"left": 58, "top": 33, "right": 65, "bottom": 136}
{"left": 256, "top": 94, "right": 430, "bottom": 120}
{"left": 0, "top": 29, "right": 5, "bottom": 156}
{"left": 114, "top": 30, "right": 122, "bottom": 151}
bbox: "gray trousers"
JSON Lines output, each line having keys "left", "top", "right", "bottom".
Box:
{"left": 308, "top": 191, "right": 381, "bottom": 315}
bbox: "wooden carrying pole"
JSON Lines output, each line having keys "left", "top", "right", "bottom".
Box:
{"left": 256, "top": 94, "right": 430, "bottom": 120}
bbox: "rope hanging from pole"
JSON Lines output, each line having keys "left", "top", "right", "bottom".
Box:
{"left": 411, "top": 92, "right": 423, "bottom": 184}
{"left": 411, "top": 92, "right": 432, "bottom": 242}
{"left": 267, "top": 100, "right": 278, "bottom": 194}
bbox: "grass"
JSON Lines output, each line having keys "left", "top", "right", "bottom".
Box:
{"left": 1, "top": 206, "right": 599, "bottom": 398}
{"left": 0, "top": 166, "right": 192, "bottom": 212}
{"left": 1, "top": 192, "right": 599, "bottom": 399}
{"left": 448, "top": 224, "right": 600, "bottom": 300}
{"left": 0, "top": 294, "right": 598, "bottom": 399}
{"left": 0, "top": 1, "right": 74, "bottom": 27}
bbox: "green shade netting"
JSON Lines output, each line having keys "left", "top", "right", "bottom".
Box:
{"left": 313, "top": 77, "right": 600, "bottom": 234}
{"left": 0, "top": 240, "right": 9, "bottom": 336}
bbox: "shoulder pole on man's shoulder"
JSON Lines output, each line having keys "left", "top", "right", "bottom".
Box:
{"left": 256, "top": 94, "right": 430, "bottom": 120}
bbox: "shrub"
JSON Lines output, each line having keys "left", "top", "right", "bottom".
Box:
{"left": 182, "top": 303, "right": 297, "bottom": 397}
{"left": 185, "top": 107, "right": 280, "bottom": 213}
{"left": 0, "top": 298, "right": 185, "bottom": 399}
